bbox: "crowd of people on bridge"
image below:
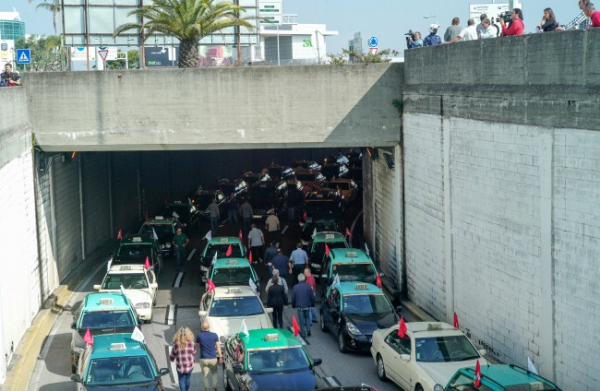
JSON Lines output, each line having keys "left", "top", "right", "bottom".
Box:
{"left": 406, "top": 0, "right": 600, "bottom": 49}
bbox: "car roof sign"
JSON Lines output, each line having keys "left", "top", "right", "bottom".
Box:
{"left": 227, "top": 288, "right": 242, "bottom": 294}
{"left": 264, "top": 334, "right": 279, "bottom": 342}
{"left": 325, "top": 234, "right": 335, "bottom": 239}
{"left": 132, "top": 237, "right": 142, "bottom": 242}
{"left": 99, "top": 298, "right": 114, "bottom": 305}
{"left": 345, "top": 252, "right": 358, "bottom": 258}
{"left": 120, "top": 265, "right": 132, "bottom": 270}
{"left": 220, "top": 238, "right": 229, "bottom": 243}
{"left": 226, "top": 260, "right": 238, "bottom": 265}
{"left": 155, "top": 216, "right": 164, "bottom": 220}
{"left": 355, "top": 284, "right": 369, "bottom": 290}
{"left": 174, "top": 201, "right": 182, "bottom": 204}
{"left": 109, "top": 343, "right": 127, "bottom": 351}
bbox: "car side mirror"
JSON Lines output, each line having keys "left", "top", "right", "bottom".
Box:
{"left": 400, "top": 354, "right": 410, "bottom": 362}
{"left": 150, "top": 283, "right": 158, "bottom": 289}
{"left": 70, "top": 374, "right": 82, "bottom": 383}
{"left": 312, "top": 358, "right": 323, "bottom": 367}
{"left": 92, "top": 284, "right": 101, "bottom": 291}
{"left": 478, "top": 349, "right": 487, "bottom": 357}
{"left": 232, "top": 363, "right": 245, "bottom": 373}
{"left": 159, "top": 368, "right": 170, "bottom": 376}
{"left": 198, "top": 310, "right": 208, "bottom": 317}
{"left": 266, "top": 307, "right": 274, "bottom": 314}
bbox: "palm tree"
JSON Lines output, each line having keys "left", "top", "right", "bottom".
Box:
{"left": 28, "top": 0, "right": 61, "bottom": 34}
{"left": 115, "top": 0, "right": 255, "bottom": 68}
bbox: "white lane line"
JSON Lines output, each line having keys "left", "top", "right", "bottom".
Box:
{"left": 166, "top": 305, "right": 177, "bottom": 325}
{"left": 325, "top": 376, "right": 341, "bottom": 387}
{"left": 187, "top": 248, "right": 197, "bottom": 261}
{"left": 281, "top": 225, "right": 289, "bottom": 235}
{"left": 173, "top": 272, "right": 184, "bottom": 288}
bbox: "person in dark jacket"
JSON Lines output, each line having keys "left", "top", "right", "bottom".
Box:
{"left": 291, "top": 274, "right": 315, "bottom": 337}
{"left": 267, "top": 275, "right": 288, "bottom": 328}
{"left": 539, "top": 8, "right": 558, "bottom": 32}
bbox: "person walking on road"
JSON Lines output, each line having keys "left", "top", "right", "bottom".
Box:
{"left": 292, "top": 273, "right": 315, "bottom": 338}
{"left": 248, "top": 224, "right": 265, "bottom": 263}
{"left": 304, "top": 268, "right": 318, "bottom": 324}
{"left": 264, "top": 241, "right": 278, "bottom": 276}
{"left": 239, "top": 199, "right": 253, "bottom": 234}
{"left": 264, "top": 211, "right": 280, "bottom": 244}
{"left": 266, "top": 269, "right": 289, "bottom": 296}
{"left": 227, "top": 194, "right": 238, "bottom": 225}
{"left": 207, "top": 199, "right": 220, "bottom": 236}
{"left": 195, "top": 321, "right": 222, "bottom": 391}
{"left": 289, "top": 243, "right": 308, "bottom": 285}
{"left": 172, "top": 226, "right": 189, "bottom": 272}
{"left": 267, "top": 274, "right": 288, "bottom": 328}
{"left": 169, "top": 326, "right": 197, "bottom": 391}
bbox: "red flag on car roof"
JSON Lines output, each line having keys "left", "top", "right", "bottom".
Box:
{"left": 397, "top": 316, "right": 407, "bottom": 338}
{"left": 325, "top": 244, "right": 330, "bottom": 257}
{"left": 207, "top": 279, "right": 216, "bottom": 292}
{"left": 117, "top": 229, "right": 122, "bottom": 240}
{"left": 454, "top": 312, "right": 460, "bottom": 329}
{"left": 226, "top": 245, "right": 232, "bottom": 257}
{"left": 345, "top": 227, "right": 353, "bottom": 238}
{"left": 239, "top": 229, "right": 243, "bottom": 241}
{"left": 292, "top": 316, "right": 300, "bottom": 337}
{"left": 248, "top": 251, "right": 253, "bottom": 264}
{"left": 144, "top": 256, "right": 150, "bottom": 270}
{"left": 474, "top": 360, "right": 482, "bottom": 388}
{"left": 83, "top": 328, "right": 93, "bottom": 346}
{"left": 376, "top": 273, "right": 382, "bottom": 288}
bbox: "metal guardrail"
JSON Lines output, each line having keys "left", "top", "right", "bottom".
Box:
{"left": 564, "top": 11, "right": 590, "bottom": 30}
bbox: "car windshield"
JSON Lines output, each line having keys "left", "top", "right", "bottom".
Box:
{"left": 85, "top": 356, "right": 155, "bottom": 386}
{"left": 117, "top": 245, "right": 152, "bottom": 263}
{"left": 343, "top": 294, "right": 393, "bottom": 315}
{"left": 247, "top": 347, "right": 310, "bottom": 373}
{"left": 102, "top": 273, "right": 148, "bottom": 290}
{"left": 312, "top": 242, "right": 348, "bottom": 262}
{"left": 333, "top": 263, "right": 377, "bottom": 283}
{"left": 209, "top": 296, "right": 264, "bottom": 317}
{"left": 415, "top": 336, "right": 480, "bottom": 363}
{"left": 206, "top": 244, "right": 244, "bottom": 258}
{"left": 80, "top": 310, "right": 136, "bottom": 330}
{"left": 140, "top": 224, "right": 172, "bottom": 238}
{"left": 308, "top": 219, "right": 342, "bottom": 233}
{"left": 211, "top": 267, "right": 253, "bottom": 286}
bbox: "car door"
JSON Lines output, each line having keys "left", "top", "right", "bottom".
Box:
{"left": 328, "top": 288, "right": 342, "bottom": 334}
{"left": 146, "top": 269, "right": 157, "bottom": 301}
{"left": 380, "top": 331, "right": 405, "bottom": 385}
{"left": 394, "top": 334, "right": 413, "bottom": 391}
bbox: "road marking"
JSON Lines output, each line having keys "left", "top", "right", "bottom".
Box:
{"left": 187, "top": 248, "right": 197, "bottom": 261}
{"left": 325, "top": 376, "right": 341, "bottom": 387}
{"left": 165, "top": 305, "right": 177, "bottom": 325}
{"left": 173, "top": 272, "right": 185, "bottom": 288}
{"left": 166, "top": 346, "right": 177, "bottom": 384}
{"left": 281, "top": 225, "right": 289, "bottom": 235}
{"left": 287, "top": 327, "right": 309, "bottom": 345}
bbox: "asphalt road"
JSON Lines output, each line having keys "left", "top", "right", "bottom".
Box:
{"left": 28, "top": 195, "right": 415, "bottom": 391}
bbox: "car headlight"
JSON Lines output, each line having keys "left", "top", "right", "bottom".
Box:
{"left": 166, "top": 243, "right": 172, "bottom": 248}
{"left": 346, "top": 322, "right": 361, "bottom": 336}
{"left": 135, "top": 302, "right": 151, "bottom": 309}
{"left": 433, "top": 385, "right": 444, "bottom": 391}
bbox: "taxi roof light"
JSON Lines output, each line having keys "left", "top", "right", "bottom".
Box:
{"left": 355, "top": 284, "right": 369, "bottom": 290}
{"left": 120, "top": 265, "right": 132, "bottom": 270}
{"left": 345, "top": 252, "right": 358, "bottom": 258}
{"left": 110, "top": 343, "right": 127, "bottom": 351}
{"left": 325, "top": 234, "right": 335, "bottom": 239}
{"left": 227, "top": 288, "right": 242, "bottom": 294}
{"left": 427, "top": 323, "right": 443, "bottom": 331}
{"left": 264, "top": 334, "right": 280, "bottom": 342}
{"left": 174, "top": 201, "right": 182, "bottom": 204}
{"left": 226, "top": 260, "right": 238, "bottom": 265}
{"left": 132, "top": 237, "right": 142, "bottom": 242}
{"left": 99, "top": 298, "right": 114, "bottom": 305}
{"left": 155, "top": 216, "right": 164, "bottom": 220}
{"left": 219, "top": 238, "right": 229, "bottom": 243}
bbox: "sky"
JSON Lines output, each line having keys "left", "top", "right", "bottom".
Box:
{"left": 3, "top": 1, "right": 583, "bottom": 54}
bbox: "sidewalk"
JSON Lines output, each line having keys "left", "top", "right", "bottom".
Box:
{"left": 1, "top": 240, "right": 115, "bottom": 391}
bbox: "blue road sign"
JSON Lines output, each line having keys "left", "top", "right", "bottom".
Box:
{"left": 16, "top": 49, "right": 31, "bottom": 64}
{"left": 368, "top": 37, "right": 378, "bottom": 48}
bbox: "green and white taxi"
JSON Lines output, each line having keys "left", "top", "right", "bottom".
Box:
{"left": 321, "top": 248, "right": 380, "bottom": 292}
{"left": 222, "top": 329, "right": 323, "bottom": 391}
{"left": 93, "top": 264, "right": 158, "bottom": 322}
{"left": 198, "top": 286, "right": 272, "bottom": 339}
{"left": 206, "top": 258, "right": 260, "bottom": 291}
{"left": 200, "top": 237, "right": 247, "bottom": 280}
{"left": 71, "top": 333, "right": 170, "bottom": 390}
{"left": 307, "top": 232, "right": 349, "bottom": 275}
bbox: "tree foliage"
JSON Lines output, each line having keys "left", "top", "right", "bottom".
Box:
{"left": 328, "top": 48, "right": 400, "bottom": 65}
{"left": 105, "top": 50, "right": 141, "bottom": 70}
{"left": 28, "top": 0, "right": 61, "bottom": 34}
{"left": 114, "top": 0, "right": 255, "bottom": 68}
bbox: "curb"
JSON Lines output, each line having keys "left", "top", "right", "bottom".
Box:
{"left": 2, "top": 241, "right": 115, "bottom": 391}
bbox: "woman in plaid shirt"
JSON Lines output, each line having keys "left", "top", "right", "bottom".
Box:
{"left": 169, "top": 326, "right": 197, "bottom": 391}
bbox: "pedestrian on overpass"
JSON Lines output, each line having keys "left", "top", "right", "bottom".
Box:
{"left": 500, "top": 8, "right": 524, "bottom": 36}
{"left": 289, "top": 243, "right": 308, "bottom": 285}
{"left": 248, "top": 224, "right": 265, "bottom": 263}
{"left": 172, "top": 226, "right": 189, "bottom": 272}
{"left": 207, "top": 199, "right": 220, "bottom": 236}
{"left": 239, "top": 198, "right": 253, "bottom": 234}
{"left": 169, "top": 326, "right": 196, "bottom": 391}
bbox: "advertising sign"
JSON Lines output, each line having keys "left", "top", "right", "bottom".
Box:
{"left": 469, "top": 3, "right": 509, "bottom": 21}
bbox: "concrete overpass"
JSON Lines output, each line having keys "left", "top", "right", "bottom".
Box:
{"left": 1, "top": 28, "right": 599, "bottom": 390}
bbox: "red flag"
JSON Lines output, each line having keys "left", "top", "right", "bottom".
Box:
{"left": 325, "top": 244, "right": 330, "bottom": 257}
{"left": 239, "top": 229, "right": 243, "bottom": 241}
{"left": 345, "top": 227, "right": 353, "bottom": 238}
{"left": 226, "top": 245, "right": 232, "bottom": 257}
{"left": 207, "top": 279, "right": 216, "bottom": 292}
{"left": 397, "top": 316, "right": 407, "bottom": 338}
{"left": 376, "top": 273, "right": 382, "bottom": 288}
{"left": 117, "top": 229, "right": 122, "bottom": 240}
{"left": 83, "top": 328, "right": 93, "bottom": 346}
{"left": 248, "top": 250, "right": 253, "bottom": 264}
{"left": 292, "top": 316, "right": 300, "bottom": 337}
{"left": 454, "top": 312, "right": 460, "bottom": 329}
{"left": 474, "top": 360, "right": 482, "bottom": 388}
{"left": 303, "top": 211, "right": 308, "bottom": 221}
{"left": 144, "top": 256, "right": 150, "bottom": 270}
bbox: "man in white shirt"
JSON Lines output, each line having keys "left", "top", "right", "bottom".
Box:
{"left": 264, "top": 211, "right": 280, "bottom": 244}
{"left": 478, "top": 18, "right": 497, "bottom": 39}
{"left": 248, "top": 224, "right": 265, "bottom": 263}
{"left": 445, "top": 19, "right": 478, "bottom": 43}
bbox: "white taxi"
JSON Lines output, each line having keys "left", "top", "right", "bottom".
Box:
{"left": 370, "top": 322, "right": 487, "bottom": 391}
{"left": 198, "top": 286, "right": 273, "bottom": 339}
{"left": 94, "top": 264, "right": 158, "bottom": 322}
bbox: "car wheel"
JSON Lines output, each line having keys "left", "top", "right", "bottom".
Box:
{"left": 376, "top": 355, "right": 387, "bottom": 381}
{"left": 338, "top": 332, "right": 347, "bottom": 353}
{"left": 320, "top": 313, "right": 328, "bottom": 332}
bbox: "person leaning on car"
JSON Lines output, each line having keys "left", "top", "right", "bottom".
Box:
{"left": 500, "top": 8, "right": 524, "bottom": 36}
